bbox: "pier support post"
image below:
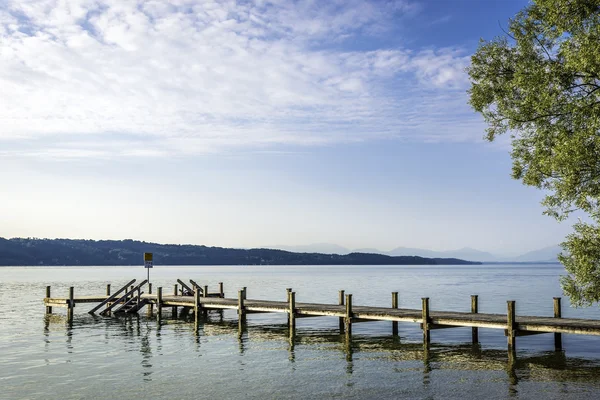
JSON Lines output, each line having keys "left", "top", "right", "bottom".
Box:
{"left": 146, "top": 283, "right": 153, "bottom": 316}
{"left": 194, "top": 287, "right": 200, "bottom": 330}
{"left": 339, "top": 290, "right": 345, "bottom": 333}
{"left": 242, "top": 287, "right": 247, "bottom": 300}
{"left": 67, "top": 287, "right": 74, "bottom": 323}
{"left": 345, "top": 294, "right": 353, "bottom": 336}
{"left": 392, "top": 292, "right": 399, "bottom": 336}
{"left": 507, "top": 300, "right": 516, "bottom": 351}
{"left": 289, "top": 291, "right": 296, "bottom": 332}
{"left": 422, "top": 297, "right": 430, "bottom": 344}
{"left": 106, "top": 284, "right": 111, "bottom": 296}
{"left": 554, "top": 297, "right": 562, "bottom": 351}
{"left": 157, "top": 287, "right": 163, "bottom": 321}
{"left": 286, "top": 288, "right": 292, "bottom": 325}
{"left": 202, "top": 285, "right": 209, "bottom": 317}
{"left": 471, "top": 295, "right": 479, "bottom": 344}
{"left": 238, "top": 289, "right": 245, "bottom": 317}
{"left": 219, "top": 282, "right": 224, "bottom": 298}
{"left": 45, "top": 286, "right": 52, "bottom": 315}
{"left": 172, "top": 285, "right": 178, "bottom": 316}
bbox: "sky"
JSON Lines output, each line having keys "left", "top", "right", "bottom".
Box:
{"left": 0, "top": 0, "right": 577, "bottom": 256}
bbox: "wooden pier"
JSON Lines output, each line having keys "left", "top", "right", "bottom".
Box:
{"left": 44, "top": 279, "right": 600, "bottom": 353}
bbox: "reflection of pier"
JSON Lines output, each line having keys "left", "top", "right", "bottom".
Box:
{"left": 44, "top": 279, "right": 600, "bottom": 354}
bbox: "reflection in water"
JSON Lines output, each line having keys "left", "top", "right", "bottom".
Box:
{"left": 42, "top": 310, "right": 600, "bottom": 397}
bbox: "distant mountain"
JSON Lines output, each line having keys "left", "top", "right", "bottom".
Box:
{"left": 272, "top": 243, "right": 351, "bottom": 255}
{"left": 0, "top": 238, "right": 480, "bottom": 266}
{"left": 511, "top": 245, "right": 562, "bottom": 263}
{"left": 387, "top": 246, "right": 498, "bottom": 262}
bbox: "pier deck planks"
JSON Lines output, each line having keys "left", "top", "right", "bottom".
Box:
{"left": 45, "top": 293, "right": 600, "bottom": 336}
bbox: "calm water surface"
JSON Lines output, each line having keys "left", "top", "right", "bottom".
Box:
{"left": 2, "top": 264, "right": 600, "bottom": 399}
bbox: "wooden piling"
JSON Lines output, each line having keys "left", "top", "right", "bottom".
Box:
{"left": 339, "top": 290, "right": 345, "bottom": 333}
{"left": 106, "top": 284, "right": 111, "bottom": 296}
{"left": 392, "top": 292, "right": 398, "bottom": 336}
{"left": 289, "top": 291, "right": 296, "bottom": 331}
{"left": 67, "top": 287, "right": 74, "bottom": 323}
{"left": 172, "top": 285, "right": 178, "bottom": 316}
{"left": 203, "top": 285, "right": 208, "bottom": 298}
{"left": 45, "top": 286, "right": 52, "bottom": 314}
{"left": 471, "top": 295, "right": 479, "bottom": 343}
{"left": 422, "top": 297, "right": 430, "bottom": 344}
{"left": 286, "top": 288, "right": 292, "bottom": 325}
{"left": 147, "top": 283, "right": 153, "bottom": 317}
{"left": 554, "top": 297, "right": 562, "bottom": 351}
{"left": 194, "top": 288, "right": 200, "bottom": 324}
{"left": 157, "top": 287, "right": 163, "bottom": 320}
{"left": 507, "top": 300, "right": 516, "bottom": 351}
{"left": 219, "top": 282, "right": 224, "bottom": 298}
{"left": 242, "top": 287, "right": 247, "bottom": 300}
{"left": 238, "top": 289, "right": 245, "bottom": 316}
{"left": 345, "top": 294, "right": 352, "bottom": 336}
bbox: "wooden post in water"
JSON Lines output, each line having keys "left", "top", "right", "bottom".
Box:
{"left": 194, "top": 288, "right": 200, "bottom": 326}
{"left": 289, "top": 291, "right": 296, "bottom": 332}
{"left": 172, "top": 285, "right": 178, "bottom": 316}
{"left": 238, "top": 289, "right": 245, "bottom": 317}
{"left": 345, "top": 294, "right": 353, "bottom": 336}
{"left": 147, "top": 283, "right": 153, "bottom": 317}
{"left": 338, "top": 290, "right": 345, "bottom": 333}
{"left": 203, "top": 285, "right": 208, "bottom": 298}
{"left": 67, "top": 287, "right": 74, "bottom": 323}
{"left": 471, "top": 295, "right": 479, "bottom": 343}
{"left": 507, "top": 300, "right": 516, "bottom": 351}
{"left": 392, "top": 292, "right": 399, "bottom": 336}
{"left": 219, "top": 282, "right": 224, "bottom": 298}
{"left": 157, "top": 287, "right": 163, "bottom": 320}
{"left": 554, "top": 297, "right": 562, "bottom": 351}
{"left": 106, "top": 284, "right": 111, "bottom": 296}
{"left": 242, "top": 287, "right": 247, "bottom": 300}
{"left": 286, "top": 288, "right": 292, "bottom": 325}
{"left": 422, "top": 297, "right": 430, "bottom": 344}
{"left": 45, "top": 286, "right": 52, "bottom": 315}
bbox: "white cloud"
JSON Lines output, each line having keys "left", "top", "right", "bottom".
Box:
{"left": 0, "top": 0, "right": 480, "bottom": 158}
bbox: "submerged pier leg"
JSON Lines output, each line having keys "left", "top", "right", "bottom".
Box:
{"left": 194, "top": 288, "right": 200, "bottom": 333}
{"left": 157, "top": 287, "right": 163, "bottom": 321}
{"left": 147, "top": 283, "right": 153, "bottom": 317}
{"left": 554, "top": 297, "right": 562, "bottom": 351}
{"left": 338, "top": 290, "right": 345, "bottom": 334}
{"left": 507, "top": 300, "right": 516, "bottom": 351}
{"left": 344, "top": 294, "right": 353, "bottom": 337}
{"left": 422, "top": 297, "right": 430, "bottom": 344}
{"left": 286, "top": 288, "right": 292, "bottom": 325}
{"left": 238, "top": 289, "right": 246, "bottom": 333}
{"left": 67, "top": 287, "right": 74, "bottom": 323}
{"left": 289, "top": 291, "right": 296, "bottom": 333}
{"left": 392, "top": 292, "right": 398, "bottom": 336}
{"left": 219, "top": 282, "right": 224, "bottom": 298}
{"left": 45, "top": 286, "right": 52, "bottom": 315}
{"left": 471, "top": 295, "right": 479, "bottom": 344}
{"left": 172, "top": 285, "right": 178, "bottom": 316}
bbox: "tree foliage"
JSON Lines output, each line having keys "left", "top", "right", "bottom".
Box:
{"left": 467, "top": 0, "right": 600, "bottom": 306}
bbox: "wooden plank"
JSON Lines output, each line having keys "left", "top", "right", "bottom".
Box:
{"left": 88, "top": 279, "right": 136, "bottom": 314}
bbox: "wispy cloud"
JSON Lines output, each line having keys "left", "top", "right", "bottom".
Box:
{"left": 0, "top": 0, "right": 479, "bottom": 158}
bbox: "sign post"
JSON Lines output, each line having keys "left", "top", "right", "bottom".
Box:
{"left": 144, "top": 252, "right": 153, "bottom": 283}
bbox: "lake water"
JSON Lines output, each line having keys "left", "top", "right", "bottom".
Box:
{"left": 2, "top": 264, "right": 600, "bottom": 399}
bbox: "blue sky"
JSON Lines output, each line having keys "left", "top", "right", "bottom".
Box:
{"left": 0, "top": 0, "right": 574, "bottom": 255}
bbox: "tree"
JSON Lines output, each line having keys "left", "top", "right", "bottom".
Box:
{"left": 467, "top": 0, "right": 600, "bottom": 306}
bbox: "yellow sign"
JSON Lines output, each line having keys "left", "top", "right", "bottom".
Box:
{"left": 144, "top": 253, "right": 153, "bottom": 262}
